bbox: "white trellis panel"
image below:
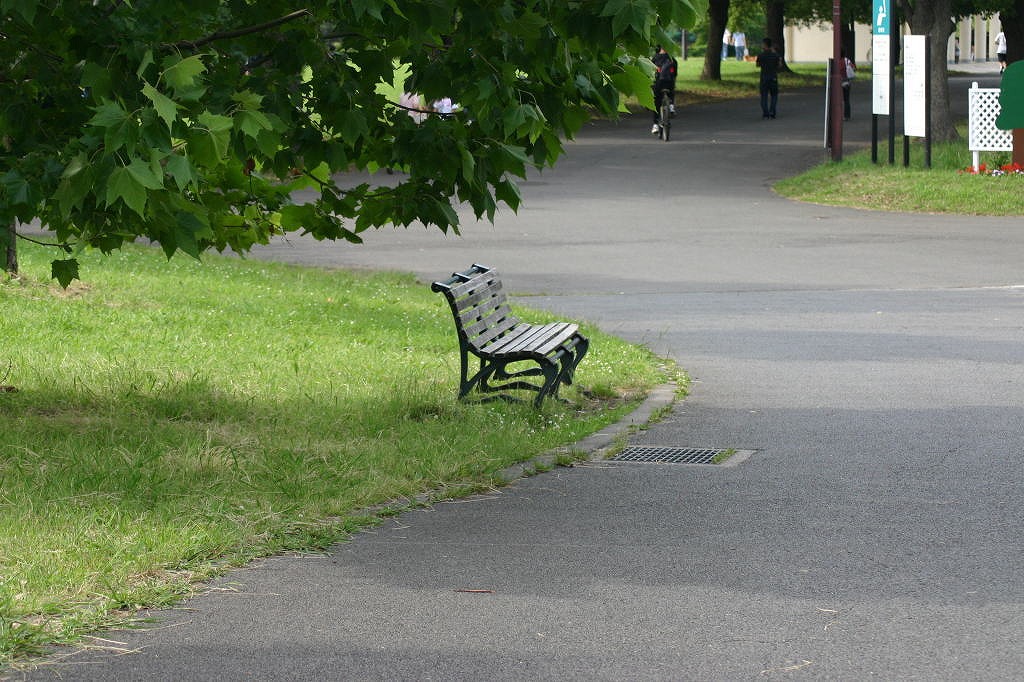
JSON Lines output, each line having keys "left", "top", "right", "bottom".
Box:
{"left": 968, "top": 82, "right": 1012, "bottom": 168}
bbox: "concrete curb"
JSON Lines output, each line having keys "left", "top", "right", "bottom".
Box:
{"left": 494, "top": 381, "right": 679, "bottom": 483}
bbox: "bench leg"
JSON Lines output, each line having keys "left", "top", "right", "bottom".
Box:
{"left": 559, "top": 335, "right": 589, "bottom": 387}
{"left": 456, "top": 338, "right": 587, "bottom": 408}
{"left": 532, "top": 359, "right": 562, "bottom": 407}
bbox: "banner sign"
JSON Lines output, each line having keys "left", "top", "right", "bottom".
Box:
{"left": 903, "top": 35, "right": 927, "bottom": 137}
{"left": 872, "top": 0, "right": 891, "bottom": 115}
{"left": 874, "top": 0, "right": 890, "bottom": 35}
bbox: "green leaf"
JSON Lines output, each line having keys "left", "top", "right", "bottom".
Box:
{"left": 51, "top": 258, "right": 80, "bottom": 288}
{"left": 53, "top": 157, "right": 95, "bottom": 216}
{"left": 136, "top": 49, "right": 155, "bottom": 79}
{"left": 106, "top": 166, "right": 149, "bottom": 216}
{"left": 1, "top": 171, "right": 30, "bottom": 206}
{"left": 610, "top": 62, "right": 653, "bottom": 99}
{"left": 339, "top": 111, "right": 369, "bottom": 145}
{"left": 459, "top": 148, "right": 476, "bottom": 184}
{"left": 350, "top": 0, "right": 385, "bottom": 20}
{"left": 494, "top": 178, "right": 522, "bottom": 212}
{"left": 279, "top": 204, "right": 318, "bottom": 231}
{"left": 187, "top": 112, "right": 234, "bottom": 166}
{"left": 81, "top": 62, "right": 113, "bottom": 99}
{"left": 174, "top": 210, "right": 212, "bottom": 259}
{"left": 126, "top": 158, "right": 164, "bottom": 190}
{"left": 236, "top": 110, "right": 273, "bottom": 140}
{"left": 165, "top": 154, "right": 198, "bottom": 190}
{"left": 162, "top": 55, "right": 207, "bottom": 92}
{"left": 90, "top": 101, "right": 137, "bottom": 151}
{"left": 89, "top": 101, "right": 130, "bottom": 128}
{"left": 2, "top": 0, "right": 36, "bottom": 22}
{"left": 231, "top": 90, "right": 264, "bottom": 111}
{"left": 143, "top": 83, "right": 178, "bottom": 130}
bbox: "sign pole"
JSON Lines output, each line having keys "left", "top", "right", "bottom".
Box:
{"left": 872, "top": 0, "right": 892, "bottom": 164}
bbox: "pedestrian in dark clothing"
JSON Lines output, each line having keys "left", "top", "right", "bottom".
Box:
{"left": 756, "top": 38, "right": 781, "bottom": 119}
{"left": 650, "top": 45, "right": 678, "bottom": 134}
{"left": 840, "top": 50, "right": 856, "bottom": 120}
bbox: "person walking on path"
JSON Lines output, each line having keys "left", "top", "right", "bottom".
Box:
{"left": 733, "top": 31, "right": 747, "bottom": 61}
{"left": 756, "top": 37, "right": 781, "bottom": 119}
{"left": 650, "top": 45, "right": 678, "bottom": 134}
{"left": 840, "top": 50, "right": 856, "bottom": 120}
{"left": 996, "top": 30, "right": 1007, "bottom": 72}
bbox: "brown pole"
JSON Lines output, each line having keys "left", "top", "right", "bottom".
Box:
{"left": 830, "top": 0, "right": 844, "bottom": 161}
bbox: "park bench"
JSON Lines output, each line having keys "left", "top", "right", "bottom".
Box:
{"left": 431, "top": 264, "right": 589, "bottom": 407}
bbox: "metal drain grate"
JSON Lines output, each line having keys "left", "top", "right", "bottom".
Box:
{"left": 612, "top": 446, "right": 729, "bottom": 465}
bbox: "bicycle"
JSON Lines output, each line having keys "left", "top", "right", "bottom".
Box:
{"left": 657, "top": 88, "right": 673, "bottom": 141}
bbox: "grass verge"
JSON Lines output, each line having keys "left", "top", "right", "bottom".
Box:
{"left": 0, "top": 242, "right": 675, "bottom": 667}
{"left": 775, "top": 126, "right": 1024, "bottom": 216}
{"left": 619, "top": 59, "right": 826, "bottom": 111}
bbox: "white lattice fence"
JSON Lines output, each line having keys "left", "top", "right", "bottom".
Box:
{"left": 969, "top": 82, "right": 1013, "bottom": 169}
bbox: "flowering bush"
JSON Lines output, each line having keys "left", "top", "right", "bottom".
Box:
{"left": 959, "top": 162, "right": 1024, "bottom": 176}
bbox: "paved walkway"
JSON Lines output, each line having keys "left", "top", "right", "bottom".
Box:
{"left": 20, "top": 69, "right": 1024, "bottom": 681}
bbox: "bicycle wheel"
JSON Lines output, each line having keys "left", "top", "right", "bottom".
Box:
{"left": 659, "top": 95, "right": 671, "bottom": 141}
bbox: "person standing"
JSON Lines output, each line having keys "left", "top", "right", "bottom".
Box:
{"left": 840, "top": 50, "right": 856, "bottom": 120}
{"left": 733, "top": 31, "right": 747, "bottom": 61}
{"left": 650, "top": 45, "right": 678, "bottom": 134}
{"left": 722, "top": 29, "right": 732, "bottom": 60}
{"left": 756, "top": 38, "right": 781, "bottom": 119}
{"left": 996, "top": 30, "right": 1007, "bottom": 73}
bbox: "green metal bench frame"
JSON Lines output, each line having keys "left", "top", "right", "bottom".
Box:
{"left": 432, "top": 264, "right": 589, "bottom": 407}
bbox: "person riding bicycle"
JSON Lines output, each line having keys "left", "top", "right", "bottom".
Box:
{"left": 651, "top": 45, "right": 678, "bottom": 134}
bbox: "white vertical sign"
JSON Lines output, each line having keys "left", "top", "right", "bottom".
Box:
{"left": 872, "top": 35, "right": 890, "bottom": 115}
{"left": 903, "top": 35, "right": 927, "bottom": 137}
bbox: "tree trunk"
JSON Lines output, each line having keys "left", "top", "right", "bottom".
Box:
{"left": 4, "top": 220, "right": 16, "bottom": 275}
{"left": 765, "top": 1, "right": 792, "bottom": 73}
{"left": 898, "top": 0, "right": 957, "bottom": 142}
{"left": 701, "top": 0, "right": 730, "bottom": 81}
{"left": 1002, "top": 3, "right": 1024, "bottom": 66}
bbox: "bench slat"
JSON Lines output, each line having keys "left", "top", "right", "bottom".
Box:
{"left": 484, "top": 323, "right": 578, "bottom": 358}
{"left": 461, "top": 307, "right": 518, "bottom": 341}
{"left": 448, "top": 274, "right": 504, "bottom": 301}
{"left": 457, "top": 298, "right": 513, "bottom": 329}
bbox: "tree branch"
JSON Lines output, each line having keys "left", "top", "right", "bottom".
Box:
{"left": 17, "top": 232, "right": 70, "bottom": 250}
{"left": 171, "top": 9, "right": 312, "bottom": 51}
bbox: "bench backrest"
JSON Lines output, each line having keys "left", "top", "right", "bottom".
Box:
{"left": 432, "top": 265, "right": 521, "bottom": 351}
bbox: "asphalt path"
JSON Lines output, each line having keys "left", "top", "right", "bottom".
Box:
{"left": 19, "top": 65, "right": 1024, "bottom": 680}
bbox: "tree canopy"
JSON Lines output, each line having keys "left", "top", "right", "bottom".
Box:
{"left": 1, "top": 1, "right": 704, "bottom": 285}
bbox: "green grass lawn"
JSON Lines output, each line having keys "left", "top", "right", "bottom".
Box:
{"left": 776, "top": 131, "right": 1024, "bottom": 216}
{"left": 0, "top": 242, "right": 673, "bottom": 666}
{"left": 676, "top": 58, "right": 827, "bottom": 105}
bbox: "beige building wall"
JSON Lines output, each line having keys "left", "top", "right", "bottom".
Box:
{"left": 783, "top": 16, "right": 1000, "bottom": 65}
{"left": 784, "top": 22, "right": 874, "bottom": 64}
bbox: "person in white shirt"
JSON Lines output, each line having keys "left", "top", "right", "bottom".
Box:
{"left": 996, "top": 31, "right": 1007, "bottom": 73}
{"left": 733, "top": 32, "right": 747, "bottom": 61}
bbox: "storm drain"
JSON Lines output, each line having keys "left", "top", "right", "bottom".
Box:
{"left": 611, "top": 446, "right": 737, "bottom": 465}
